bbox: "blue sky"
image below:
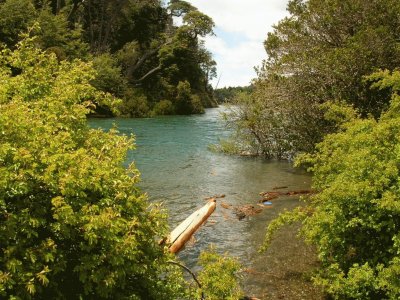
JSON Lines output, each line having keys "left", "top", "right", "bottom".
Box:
{"left": 187, "top": 0, "right": 290, "bottom": 87}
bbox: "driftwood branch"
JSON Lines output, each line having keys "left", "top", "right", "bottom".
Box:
{"left": 166, "top": 260, "right": 205, "bottom": 300}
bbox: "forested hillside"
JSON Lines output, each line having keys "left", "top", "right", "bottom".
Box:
{"left": 0, "top": 0, "right": 217, "bottom": 116}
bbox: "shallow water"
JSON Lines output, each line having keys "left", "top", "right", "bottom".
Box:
{"left": 90, "top": 107, "right": 313, "bottom": 297}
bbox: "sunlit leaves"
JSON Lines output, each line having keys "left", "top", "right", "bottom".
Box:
{"left": 293, "top": 72, "right": 400, "bottom": 298}
{"left": 0, "top": 36, "right": 185, "bottom": 299}
{"left": 197, "top": 247, "right": 243, "bottom": 300}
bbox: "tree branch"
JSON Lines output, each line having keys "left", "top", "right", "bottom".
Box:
{"left": 126, "top": 38, "right": 173, "bottom": 79}
{"left": 67, "top": 0, "right": 84, "bottom": 22}
{"left": 126, "top": 47, "right": 160, "bottom": 78}
{"left": 166, "top": 260, "right": 205, "bottom": 300}
{"left": 135, "top": 64, "right": 162, "bottom": 83}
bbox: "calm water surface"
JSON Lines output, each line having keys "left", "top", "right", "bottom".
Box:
{"left": 90, "top": 107, "right": 311, "bottom": 297}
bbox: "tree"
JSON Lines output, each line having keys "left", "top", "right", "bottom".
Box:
{"left": 0, "top": 36, "right": 187, "bottom": 299}
{"left": 0, "top": 0, "right": 217, "bottom": 117}
{"left": 174, "top": 80, "right": 204, "bottom": 114}
{"left": 73, "top": 0, "right": 216, "bottom": 115}
{"left": 214, "top": 86, "right": 253, "bottom": 104}
{"left": 227, "top": 0, "right": 400, "bottom": 158}
{"left": 0, "top": 0, "right": 87, "bottom": 58}
{"left": 0, "top": 0, "right": 36, "bottom": 46}
{"left": 150, "top": 5, "right": 216, "bottom": 114}
{"left": 34, "top": 6, "right": 88, "bottom": 59}
{"left": 261, "top": 71, "right": 400, "bottom": 298}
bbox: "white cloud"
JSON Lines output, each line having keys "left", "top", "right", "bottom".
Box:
{"left": 187, "top": 0, "right": 290, "bottom": 87}
{"left": 206, "top": 36, "right": 265, "bottom": 87}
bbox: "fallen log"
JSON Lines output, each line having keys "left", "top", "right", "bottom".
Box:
{"left": 167, "top": 199, "right": 217, "bottom": 253}
{"left": 259, "top": 189, "right": 312, "bottom": 201}
{"left": 204, "top": 194, "right": 226, "bottom": 200}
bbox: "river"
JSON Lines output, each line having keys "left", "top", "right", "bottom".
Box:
{"left": 90, "top": 107, "right": 321, "bottom": 299}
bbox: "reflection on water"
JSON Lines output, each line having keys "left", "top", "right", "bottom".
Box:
{"left": 90, "top": 107, "right": 313, "bottom": 297}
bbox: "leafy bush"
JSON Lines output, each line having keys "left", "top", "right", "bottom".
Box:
{"left": 92, "top": 53, "right": 127, "bottom": 97}
{"left": 152, "top": 99, "right": 174, "bottom": 116}
{"left": 261, "top": 70, "right": 400, "bottom": 299}
{"left": 197, "top": 247, "right": 243, "bottom": 300}
{"left": 118, "top": 88, "right": 150, "bottom": 117}
{"left": 175, "top": 81, "right": 205, "bottom": 114}
{"left": 0, "top": 36, "right": 185, "bottom": 299}
{"left": 208, "top": 139, "right": 242, "bottom": 155}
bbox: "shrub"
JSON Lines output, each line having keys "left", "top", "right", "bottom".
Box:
{"left": 118, "top": 88, "right": 150, "bottom": 117}
{"left": 261, "top": 70, "right": 400, "bottom": 299}
{"left": 152, "top": 99, "right": 174, "bottom": 116}
{"left": 0, "top": 36, "right": 185, "bottom": 299}
{"left": 197, "top": 247, "right": 243, "bottom": 300}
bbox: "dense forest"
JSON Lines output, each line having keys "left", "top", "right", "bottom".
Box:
{"left": 0, "top": 0, "right": 217, "bottom": 117}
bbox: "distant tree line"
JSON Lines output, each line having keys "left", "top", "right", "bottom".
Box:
{"left": 214, "top": 85, "right": 253, "bottom": 104}
{"left": 0, "top": 0, "right": 217, "bottom": 116}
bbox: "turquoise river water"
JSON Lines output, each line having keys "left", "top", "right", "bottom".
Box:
{"left": 89, "top": 106, "right": 313, "bottom": 298}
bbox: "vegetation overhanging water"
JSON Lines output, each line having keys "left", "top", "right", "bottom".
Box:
{"left": 90, "top": 106, "right": 314, "bottom": 297}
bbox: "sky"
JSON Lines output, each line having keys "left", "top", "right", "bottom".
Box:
{"left": 187, "top": 0, "right": 290, "bottom": 88}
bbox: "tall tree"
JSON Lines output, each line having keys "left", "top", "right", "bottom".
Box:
{"left": 0, "top": 0, "right": 217, "bottom": 116}
{"left": 227, "top": 0, "right": 400, "bottom": 158}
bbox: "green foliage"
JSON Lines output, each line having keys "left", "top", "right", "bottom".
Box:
{"left": 224, "top": 89, "right": 304, "bottom": 158}
{"left": 91, "top": 53, "right": 127, "bottom": 97}
{"left": 227, "top": 0, "right": 400, "bottom": 158}
{"left": 118, "top": 88, "right": 151, "bottom": 117}
{"left": 175, "top": 81, "right": 205, "bottom": 114}
{"left": 197, "top": 247, "right": 243, "bottom": 300}
{"left": 0, "top": 0, "right": 88, "bottom": 58}
{"left": 208, "top": 139, "right": 242, "bottom": 156}
{"left": 34, "top": 8, "right": 88, "bottom": 59}
{"left": 152, "top": 99, "right": 174, "bottom": 116}
{"left": 320, "top": 101, "right": 359, "bottom": 128}
{"left": 0, "top": 0, "right": 36, "bottom": 46}
{"left": 262, "top": 70, "right": 400, "bottom": 298}
{"left": 169, "top": 0, "right": 196, "bottom": 17}
{"left": 181, "top": 10, "right": 214, "bottom": 39}
{"left": 214, "top": 86, "right": 253, "bottom": 104}
{"left": 0, "top": 37, "right": 187, "bottom": 299}
{"left": 0, "top": 0, "right": 216, "bottom": 117}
